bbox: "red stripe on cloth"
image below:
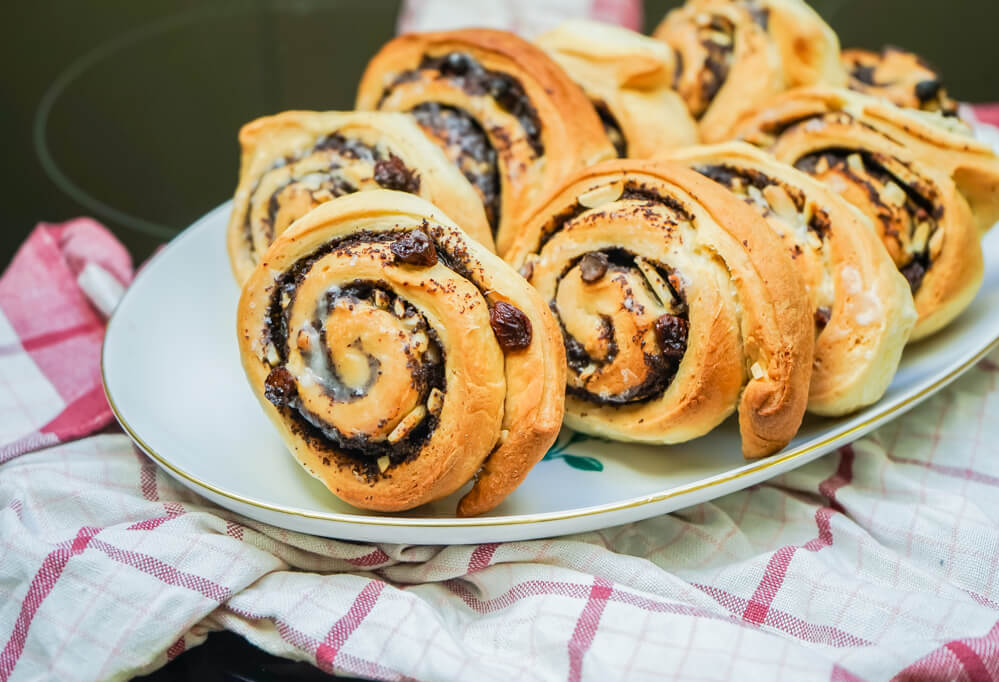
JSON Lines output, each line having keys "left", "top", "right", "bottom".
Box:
{"left": 945, "top": 641, "right": 992, "bottom": 682}
{"left": 589, "top": 0, "right": 642, "bottom": 30}
{"left": 468, "top": 543, "right": 498, "bottom": 572}
{"left": 694, "top": 584, "right": 871, "bottom": 647}
{"left": 139, "top": 456, "right": 159, "bottom": 501}
{"left": 887, "top": 454, "right": 999, "bottom": 488}
{"left": 742, "top": 447, "right": 855, "bottom": 625}
{"left": 39, "top": 384, "right": 112, "bottom": 442}
{"left": 345, "top": 548, "right": 391, "bottom": 567}
{"left": 972, "top": 104, "right": 999, "bottom": 129}
{"left": 166, "top": 636, "right": 186, "bottom": 661}
{"left": 896, "top": 619, "right": 999, "bottom": 681}
{"left": 567, "top": 578, "right": 614, "bottom": 682}
{"left": 0, "top": 432, "right": 59, "bottom": 464}
{"left": 980, "top": 358, "right": 999, "bottom": 373}
{"left": 225, "top": 521, "right": 245, "bottom": 540}
{"left": 127, "top": 502, "right": 185, "bottom": 531}
{"left": 89, "top": 539, "right": 232, "bottom": 602}
{"left": 225, "top": 604, "right": 410, "bottom": 681}
{"left": 18, "top": 323, "right": 103, "bottom": 354}
{"left": 314, "top": 581, "right": 386, "bottom": 673}
{"left": 0, "top": 526, "right": 100, "bottom": 681}
{"left": 830, "top": 663, "right": 865, "bottom": 682}
{"left": 445, "top": 579, "right": 591, "bottom": 614}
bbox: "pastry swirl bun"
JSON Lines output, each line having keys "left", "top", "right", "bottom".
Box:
{"left": 237, "top": 191, "right": 565, "bottom": 516}
{"left": 506, "top": 160, "right": 813, "bottom": 458}
{"left": 536, "top": 19, "right": 699, "bottom": 157}
{"left": 227, "top": 110, "right": 492, "bottom": 284}
{"left": 666, "top": 142, "right": 917, "bottom": 415}
{"left": 653, "top": 0, "right": 844, "bottom": 143}
{"left": 356, "top": 28, "right": 616, "bottom": 255}
{"left": 842, "top": 47, "right": 959, "bottom": 116}
{"left": 731, "top": 88, "right": 996, "bottom": 338}
{"left": 731, "top": 87, "right": 999, "bottom": 233}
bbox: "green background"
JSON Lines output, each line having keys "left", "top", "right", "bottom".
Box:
{"left": 3, "top": 0, "right": 996, "bottom": 263}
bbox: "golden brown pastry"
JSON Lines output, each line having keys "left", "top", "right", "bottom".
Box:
{"left": 665, "top": 142, "right": 917, "bottom": 415}
{"left": 535, "top": 19, "right": 699, "bottom": 157}
{"left": 355, "top": 28, "right": 616, "bottom": 255}
{"left": 226, "top": 110, "right": 493, "bottom": 284}
{"left": 506, "top": 160, "right": 813, "bottom": 458}
{"left": 731, "top": 86, "right": 999, "bottom": 234}
{"left": 842, "top": 47, "right": 959, "bottom": 116}
{"left": 652, "top": 0, "right": 844, "bottom": 142}
{"left": 732, "top": 91, "right": 985, "bottom": 339}
{"left": 237, "top": 190, "right": 565, "bottom": 516}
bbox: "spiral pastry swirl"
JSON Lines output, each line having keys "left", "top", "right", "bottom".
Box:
{"left": 652, "top": 0, "right": 844, "bottom": 143}
{"left": 666, "top": 142, "right": 917, "bottom": 415}
{"left": 355, "top": 28, "right": 616, "bottom": 255}
{"left": 226, "top": 111, "right": 492, "bottom": 284}
{"left": 731, "top": 88, "right": 992, "bottom": 338}
{"left": 237, "top": 191, "right": 565, "bottom": 516}
{"left": 731, "top": 87, "right": 999, "bottom": 234}
{"left": 535, "top": 19, "right": 699, "bottom": 158}
{"left": 506, "top": 161, "right": 813, "bottom": 458}
{"left": 842, "top": 47, "right": 959, "bottom": 117}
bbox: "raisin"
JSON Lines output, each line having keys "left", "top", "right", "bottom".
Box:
{"left": 374, "top": 154, "right": 420, "bottom": 193}
{"left": 264, "top": 367, "right": 298, "bottom": 407}
{"left": 900, "top": 258, "right": 927, "bottom": 293}
{"left": 915, "top": 79, "right": 942, "bottom": 102}
{"left": 579, "top": 252, "right": 609, "bottom": 283}
{"left": 814, "top": 306, "right": 832, "bottom": 330}
{"left": 490, "top": 301, "right": 533, "bottom": 351}
{"left": 654, "top": 314, "right": 689, "bottom": 360}
{"left": 519, "top": 260, "right": 534, "bottom": 281}
{"left": 391, "top": 229, "right": 438, "bottom": 266}
{"left": 441, "top": 52, "right": 471, "bottom": 75}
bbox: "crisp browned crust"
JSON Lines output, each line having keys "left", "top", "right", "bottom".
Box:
{"left": 237, "top": 191, "right": 564, "bottom": 516}
{"left": 664, "top": 142, "right": 917, "bottom": 415}
{"left": 356, "top": 28, "right": 616, "bottom": 255}
{"left": 507, "top": 159, "right": 813, "bottom": 459}
{"left": 226, "top": 110, "right": 493, "bottom": 284}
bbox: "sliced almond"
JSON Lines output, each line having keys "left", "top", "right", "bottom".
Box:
{"left": 427, "top": 387, "right": 444, "bottom": 415}
{"left": 264, "top": 343, "right": 279, "bottom": 366}
{"left": 847, "top": 153, "right": 865, "bottom": 174}
{"left": 387, "top": 405, "right": 427, "bottom": 444}
{"left": 911, "top": 221, "right": 931, "bottom": 253}
{"left": 377, "top": 455, "right": 391, "bottom": 473}
{"left": 577, "top": 364, "right": 597, "bottom": 382}
{"left": 750, "top": 362, "right": 766, "bottom": 380}
{"left": 373, "top": 289, "right": 391, "bottom": 309}
{"left": 882, "top": 181, "right": 907, "bottom": 207}
{"left": 814, "top": 156, "right": 830, "bottom": 174}
{"left": 762, "top": 184, "right": 797, "bottom": 221}
{"left": 928, "top": 227, "right": 945, "bottom": 260}
{"left": 393, "top": 298, "right": 407, "bottom": 318}
{"left": 410, "top": 331, "right": 429, "bottom": 354}
{"left": 312, "top": 188, "right": 335, "bottom": 203}
{"left": 635, "top": 257, "right": 677, "bottom": 312}
{"left": 578, "top": 180, "right": 623, "bottom": 209}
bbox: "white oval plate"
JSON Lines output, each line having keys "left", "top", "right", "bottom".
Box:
{"left": 103, "top": 201, "right": 999, "bottom": 544}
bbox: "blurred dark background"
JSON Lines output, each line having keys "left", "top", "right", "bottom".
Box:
{"left": 3, "top": 0, "right": 998, "bottom": 266}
